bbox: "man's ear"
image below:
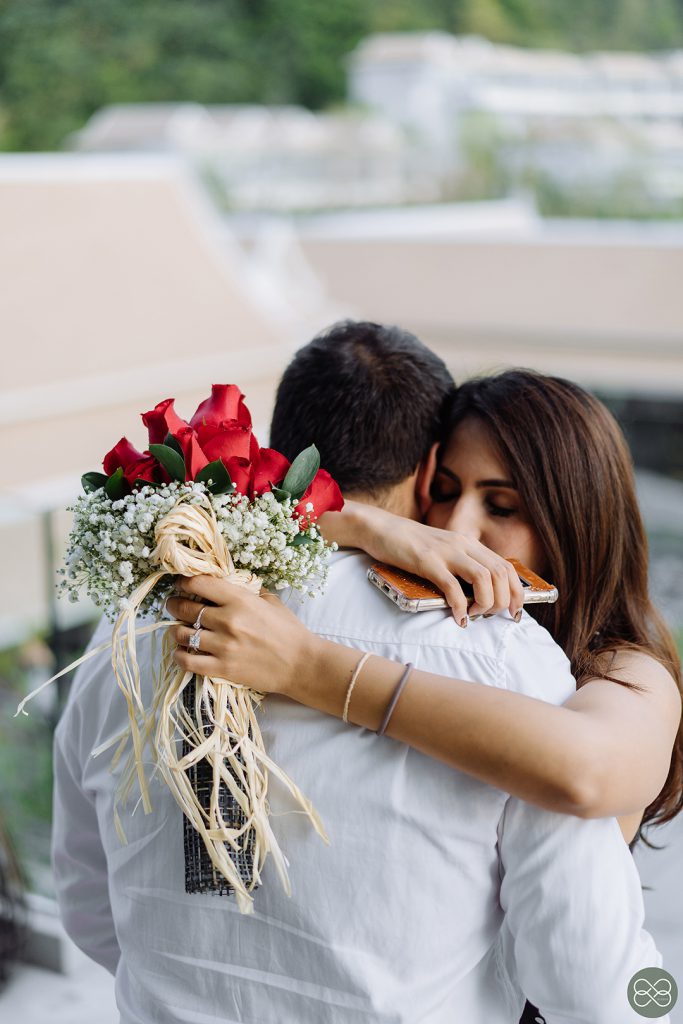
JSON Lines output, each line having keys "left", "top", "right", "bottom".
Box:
{"left": 415, "top": 442, "right": 440, "bottom": 519}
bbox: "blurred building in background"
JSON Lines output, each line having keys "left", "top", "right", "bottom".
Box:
{"left": 71, "top": 32, "right": 683, "bottom": 217}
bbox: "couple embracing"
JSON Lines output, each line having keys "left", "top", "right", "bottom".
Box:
{"left": 54, "top": 321, "right": 682, "bottom": 1023}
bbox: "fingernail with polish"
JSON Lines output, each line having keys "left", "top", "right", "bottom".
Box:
{"left": 458, "top": 616, "right": 468, "bottom": 629}
{"left": 514, "top": 608, "right": 523, "bottom": 623}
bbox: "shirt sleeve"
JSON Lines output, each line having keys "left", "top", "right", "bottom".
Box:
{"left": 497, "top": 797, "right": 666, "bottom": 1024}
{"left": 52, "top": 711, "right": 121, "bottom": 976}
{"left": 502, "top": 614, "right": 576, "bottom": 705}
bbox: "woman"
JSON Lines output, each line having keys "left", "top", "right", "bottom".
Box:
{"left": 168, "top": 370, "right": 682, "bottom": 1023}
{"left": 169, "top": 370, "right": 683, "bottom": 846}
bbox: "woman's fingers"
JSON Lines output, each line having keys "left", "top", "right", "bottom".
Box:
{"left": 172, "top": 623, "right": 220, "bottom": 655}
{"left": 423, "top": 562, "right": 470, "bottom": 626}
{"left": 166, "top": 596, "right": 217, "bottom": 628}
{"left": 419, "top": 545, "right": 516, "bottom": 620}
{"left": 175, "top": 574, "right": 235, "bottom": 604}
{"left": 463, "top": 562, "right": 496, "bottom": 617}
{"left": 455, "top": 540, "right": 521, "bottom": 617}
{"left": 432, "top": 548, "right": 521, "bottom": 619}
{"left": 166, "top": 579, "right": 303, "bottom": 695}
{"left": 172, "top": 647, "right": 223, "bottom": 679}
{"left": 504, "top": 560, "right": 525, "bottom": 618}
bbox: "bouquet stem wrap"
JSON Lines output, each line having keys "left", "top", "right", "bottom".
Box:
{"left": 108, "top": 493, "right": 328, "bottom": 914}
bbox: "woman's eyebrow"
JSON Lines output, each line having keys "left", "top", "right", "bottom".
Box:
{"left": 436, "top": 466, "right": 517, "bottom": 489}
{"left": 435, "top": 465, "right": 459, "bottom": 483}
{"left": 476, "top": 478, "right": 517, "bottom": 489}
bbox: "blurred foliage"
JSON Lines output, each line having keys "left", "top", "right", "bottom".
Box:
{"left": 0, "top": 643, "right": 54, "bottom": 882}
{"left": 2, "top": 0, "right": 683, "bottom": 151}
{"left": 448, "top": 110, "right": 683, "bottom": 219}
{"left": 0, "top": 626, "right": 94, "bottom": 891}
{"left": 451, "top": 112, "right": 513, "bottom": 200}
{"left": 530, "top": 171, "right": 683, "bottom": 220}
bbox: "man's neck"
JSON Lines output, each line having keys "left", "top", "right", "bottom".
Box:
{"left": 345, "top": 481, "right": 420, "bottom": 522}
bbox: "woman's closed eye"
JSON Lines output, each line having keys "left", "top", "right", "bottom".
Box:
{"left": 486, "top": 498, "right": 518, "bottom": 518}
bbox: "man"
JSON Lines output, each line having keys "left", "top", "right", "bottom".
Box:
{"left": 52, "top": 321, "right": 665, "bottom": 1023}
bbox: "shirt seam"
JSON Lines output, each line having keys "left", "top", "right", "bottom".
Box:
{"left": 496, "top": 619, "right": 514, "bottom": 691}
{"left": 312, "top": 629, "right": 508, "bottom": 668}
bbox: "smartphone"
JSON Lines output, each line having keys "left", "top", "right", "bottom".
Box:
{"left": 367, "top": 559, "right": 558, "bottom": 613}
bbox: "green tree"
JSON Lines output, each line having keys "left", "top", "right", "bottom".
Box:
{"left": 462, "top": 0, "right": 514, "bottom": 42}
{"left": 1, "top": 0, "right": 683, "bottom": 151}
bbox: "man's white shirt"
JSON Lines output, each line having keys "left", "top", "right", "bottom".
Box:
{"left": 52, "top": 550, "right": 665, "bottom": 1023}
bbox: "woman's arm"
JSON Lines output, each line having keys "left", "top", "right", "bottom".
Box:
{"left": 168, "top": 579, "right": 681, "bottom": 842}
{"left": 293, "top": 639, "right": 680, "bottom": 840}
{"left": 319, "top": 500, "right": 525, "bottom": 621}
{"left": 561, "top": 652, "right": 681, "bottom": 831}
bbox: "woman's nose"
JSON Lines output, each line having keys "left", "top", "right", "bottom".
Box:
{"left": 445, "top": 500, "right": 482, "bottom": 540}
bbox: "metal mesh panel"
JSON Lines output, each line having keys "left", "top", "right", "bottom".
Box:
{"left": 182, "top": 676, "right": 258, "bottom": 896}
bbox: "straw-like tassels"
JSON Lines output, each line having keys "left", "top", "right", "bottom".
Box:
{"left": 17, "top": 492, "right": 328, "bottom": 913}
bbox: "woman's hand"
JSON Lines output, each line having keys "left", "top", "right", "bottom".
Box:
{"left": 320, "top": 501, "right": 524, "bottom": 624}
{"left": 165, "top": 576, "right": 316, "bottom": 696}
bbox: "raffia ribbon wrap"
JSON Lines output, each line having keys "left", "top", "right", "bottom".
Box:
{"left": 103, "top": 494, "right": 328, "bottom": 915}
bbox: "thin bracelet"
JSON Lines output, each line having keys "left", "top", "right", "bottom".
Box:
{"left": 342, "top": 652, "right": 372, "bottom": 724}
{"left": 376, "top": 663, "right": 414, "bottom": 736}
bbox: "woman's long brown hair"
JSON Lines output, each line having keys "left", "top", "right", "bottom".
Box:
{"left": 448, "top": 369, "right": 683, "bottom": 838}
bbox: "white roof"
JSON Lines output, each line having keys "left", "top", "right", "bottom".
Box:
{"left": 71, "top": 103, "right": 214, "bottom": 151}
{"left": 589, "top": 52, "right": 668, "bottom": 82}
{"left": 351, "top": 30, "right": 674, "bottom": 87}
{"left": 0, "top": 154, "right": 319, "bottom": 491}
{"left": 349, "top": 31, "right": 460, "bottom": 66}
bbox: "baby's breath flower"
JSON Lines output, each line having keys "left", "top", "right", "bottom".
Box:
{"left": 60, "top": 481, "right": 334, "bottom": 619}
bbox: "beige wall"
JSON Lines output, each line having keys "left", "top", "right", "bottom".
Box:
{"left": 0, "top": 157, "right": 307, "bottom": 642}
{"left": 299, "top": 234, "right": 683, "bottom": 393}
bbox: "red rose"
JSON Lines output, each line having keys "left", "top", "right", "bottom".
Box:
{"left": 172, "top": 426, "right": 209, "bottom": 481}
{"left": 190, "top": 385, "right": 251, "bottom": 431}
{"left": 195, "top": 420, "right": 253, "bottom": 465}
{"left": 103, "top": 437, "right": 146, "bottom": 477}
{"left": 250, "top": 448, "right": 290, "bottom": 498}
{"left": 225, "top": 457, "right": 252, "bottom": 496}
{"left": 295, "top": 469, "right": 344, "bottom": 521}
{"left": 141, "top": 398, "right": 189, "bottom": 445}
{"left": 123, "top": 454, "right": 158, "bottom": 487}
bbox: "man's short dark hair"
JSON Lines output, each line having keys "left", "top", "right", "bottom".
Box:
{"left": 269, "top": 320, "right": 455, "bottom": 494}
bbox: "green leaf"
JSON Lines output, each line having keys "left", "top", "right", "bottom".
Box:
{"left": 163, "top": 432, "right": 184, "bottom": 458}
{"left": 133, "top": 478, "right": 160, "bottom": 490}
{"left": 104, "top": 467, "right": 127, "bottom": 500}
{"left": 149, "top": 443, "right": 186, "bottom": 482}
{"left": 281, "top": 444, "right": 320, "bottom": 501}
{"left": 291, "top": 532, "right": 315, "bottom": 547}
{"left": 271, "top": 485, "right": 291, "bottom": 503}
{"left": 81, "top": 471, "right": 107, "bottom": 493}
{"left": 194, "top": 458, "right": 234, "bottom": 495}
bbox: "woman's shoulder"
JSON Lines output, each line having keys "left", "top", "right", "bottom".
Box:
{"left": 598, "top": 647, "right": 679, "bottom": 688}
{"left": 599, "top": 646, "right": 680, "bottom": 696}
{"left": 581, "top": 647, "right": 682, "bottom": 726}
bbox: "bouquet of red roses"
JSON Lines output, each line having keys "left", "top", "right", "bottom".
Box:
{"left": 19, "top": 385, "right": 343, "bottom": 913}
